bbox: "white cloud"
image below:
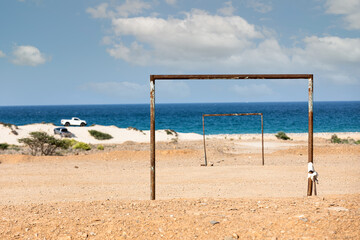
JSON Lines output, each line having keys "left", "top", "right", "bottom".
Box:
{"left": 246, "top": 0, "right": 272, "bottom": 13}
{"left": 220, "top": 35, "right": 360, "bottom": 80}
{"left": 165, "top": 0, "right": 176, "bottom": 5}
{"left": 107, "top": 11, "right": 360, "bottom": 75}
{"left": 86, "top": 3, "right": 109, "bottom": 19}
{"left": 304, "top": 36, "right": 360, "bottom": 63}
{"left": 217, "top": 1, "right": 236, "bottom": 16}
{"left": 108, "top": 9, "right": 262, "bottom": 64}
{"left": 293, "top": 36, "right": 360, "bottom": 70}
{"left": 87, "top": 0, "right": 151, "bottom": 19}
{"left": 115, "top": 0, "right": 151, "bottom": 17}
{"left": 91, "top": 7, "right": 360, "bottom": 87}
{"left": 108, "top": 10, "right": 359, "bottom": 78}
{"left": 101, "top": 36, "right": 114, "bottom": 45}
{"left": 325, "top": 0, "right": 360, "bottom": 29}
{"left": 11, "top": 45, "right": 48, "bottom": 66}
{"left": 107, "top": 42, "right": 150, "bottom": 65}
{"left": 0, "top": 50, "right": 6, "bottom": 58}
{"left": 225, "top": 38, "right": 291, "bottom": 71}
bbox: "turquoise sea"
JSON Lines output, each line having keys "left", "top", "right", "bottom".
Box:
{"left": 0, "top": 101, "right": 359, "bottom": 134}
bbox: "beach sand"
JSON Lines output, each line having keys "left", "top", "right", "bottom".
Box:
{"left": 0, "top": 124, "right": 359, "bottom": 239}
{"left": 1, "top": 122, "right": 360, "bottom": 145}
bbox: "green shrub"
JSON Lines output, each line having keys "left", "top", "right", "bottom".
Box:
{"left": 127, "top": 126, "right": 145, "bottom": 134}
{"left": 275, "top": 131, "right": 291, "bottom": 140}
{"left": 331, "top": 134, "right": 359, "bottom": 144}
{"left": 62, "top": 139, "right": 78, "bottom": 147}
{"left": 0, "top": 122, "right": 18, "bottom": 129}
{"left": 128, "top": 126, "right": 140, "bottom": 131}
{"left": 0, "top": 143, "right": 9, "bottom": 150}
{"left": 330, "top": 134, "right": 341, "bottom": 143}
{"left": 97, "top": 144, "right": 104, "bottom": 150}
{"left": 165, "top": 129, "right": 178, "bottom": 137}
{"left": 18, "top": 131, "right": 70, "bottom": 156}
{"left": 9, "top": 144, "right": 21, "bottom": 151}
{"left": 40, "top": 121, "right": 55, "bottom": 125}
{"left": 73, "top": 142, "right": 91, "bottom": 151}
{"left": 88, "top": 130, "right": 113, "bottom": 140}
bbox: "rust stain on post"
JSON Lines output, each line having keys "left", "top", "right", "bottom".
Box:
{"left": 150, "top": 75, "right": 156, "bottom": 200}
{"left": 307, "top": 178, "right": 313, "bottom": 196}
{"left": 202, "top": 115, "right": 207, "bottom": 166}
{"left": 202, "top": 113, "right": 264, "bottom": 166}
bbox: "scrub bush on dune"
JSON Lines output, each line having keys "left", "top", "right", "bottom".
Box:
{"left": 0, "top": 122, "right": 18, "bottom": 129}
{"left": 62, "top": 139, "right": 78, "bottom": 147}
{"left": 331, "top": 134, "right": 360, "bottom": 144}
{"left": 275, "top": 131, "right": 291, "bottom": 140}
{"left": 0, "top": 143, "right": 9, "bottom": 150}
{"left": 73, "top": 142, "right": 91, "bottom": 151}
{"left": 165, "top": 129, "right": 178, "bottom": 137}
{"left": 88, "top": 130, "right": 113, "bottom": 140}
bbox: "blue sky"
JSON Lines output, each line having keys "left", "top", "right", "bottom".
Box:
{"left": 0, "top": 0, "right": 359, "bottom": 105}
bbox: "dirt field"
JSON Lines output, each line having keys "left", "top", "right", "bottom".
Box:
{"left": 0, "top": 137, "right": 359, "bottom": 239}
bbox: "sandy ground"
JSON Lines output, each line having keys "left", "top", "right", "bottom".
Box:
{"left": 0, "top": 127, "right": 359, "bottom": 239}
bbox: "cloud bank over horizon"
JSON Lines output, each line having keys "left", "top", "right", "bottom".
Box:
{"left": 87, "top": 1, "right": 360, "bottom": 91}
{"left": 1, "top": 0, "right": 359, "bottom": 105}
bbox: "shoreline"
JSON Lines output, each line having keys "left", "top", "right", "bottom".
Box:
{"left": 1, "top": 123, "right": 360, "bottom": 145}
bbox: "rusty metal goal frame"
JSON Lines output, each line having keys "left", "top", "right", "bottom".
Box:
{"left": 202, "top": 113, "right": 264, "bottom": 167}
{"left": 150, "top": 74, "right": 314, "bottom": 200}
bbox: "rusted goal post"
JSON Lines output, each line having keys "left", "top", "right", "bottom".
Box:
{"left": 150, "top": 74, "right": 315, "bottom": 200}
{"left": 202, "top": 113, "right": 264, "bottom": 166}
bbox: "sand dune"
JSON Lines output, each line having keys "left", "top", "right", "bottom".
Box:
{"left": 1, "top": 123, "right": 359, "bottom": 145}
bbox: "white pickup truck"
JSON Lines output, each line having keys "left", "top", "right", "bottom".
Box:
{"left": 61, "top": 117, "right": 87, "bottom": 127}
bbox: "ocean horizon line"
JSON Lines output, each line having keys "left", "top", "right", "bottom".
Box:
{"left": 1, "top": 100, "right": 359, "bottom": 108}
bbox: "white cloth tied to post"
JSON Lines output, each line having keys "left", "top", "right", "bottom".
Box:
{"left": 308, "top": 162, "right": 319, "bottom": 183}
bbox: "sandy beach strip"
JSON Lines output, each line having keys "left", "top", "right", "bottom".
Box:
{"left": 0, "top": 123, "right": 359, "bottom": 145}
